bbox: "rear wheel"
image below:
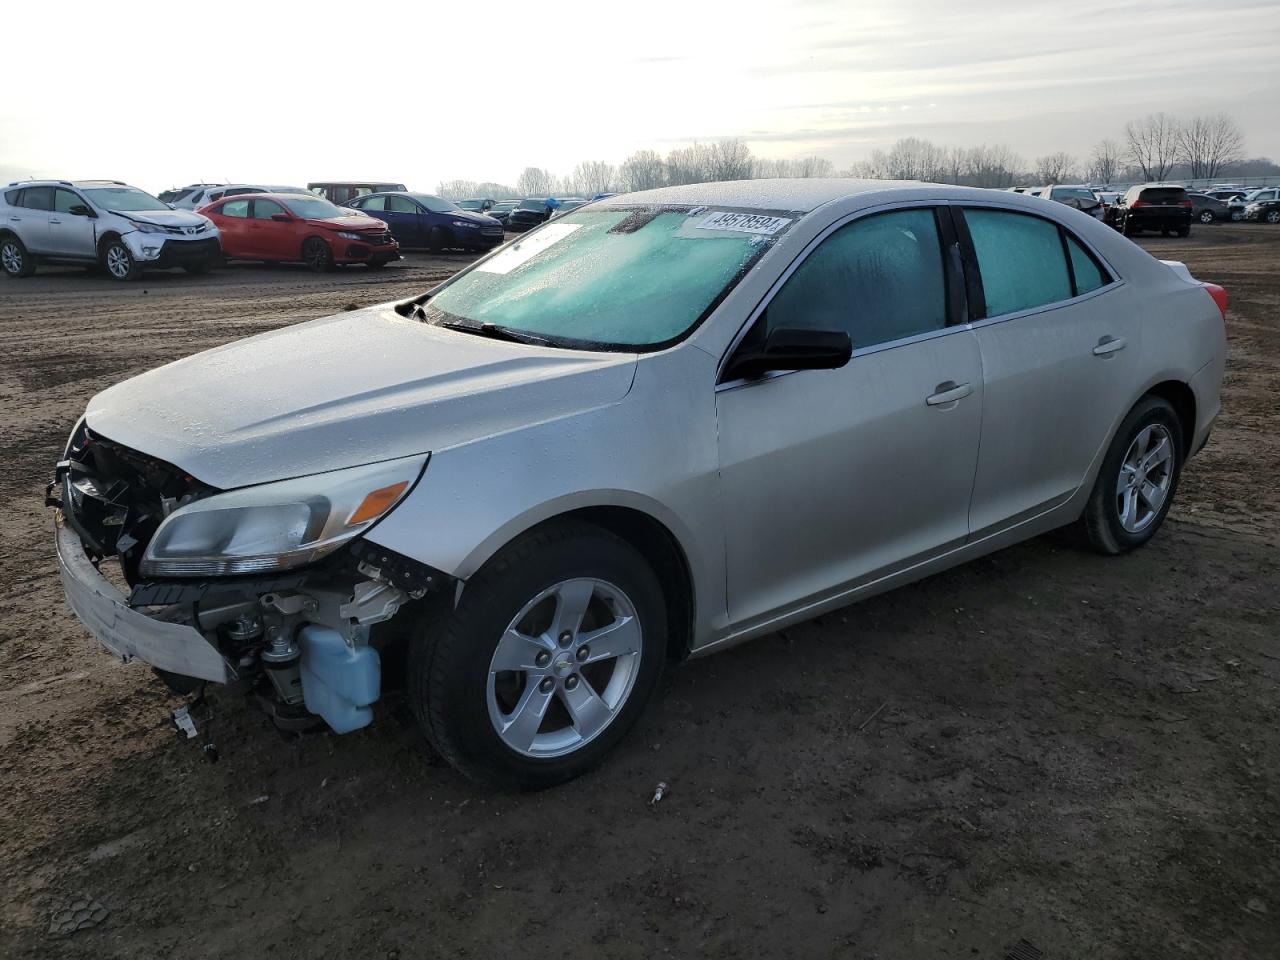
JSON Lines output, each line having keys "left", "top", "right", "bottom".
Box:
{"left": 1266, "top": 209, "right": 1280, "bottom": 225}
{"left": 1077, "top": 396, "right": 1183, "bottom": 555}
{"left": 1198, "top": 210, "right": 1215, "bottom": 224}
{"left": 102, "top": 238, "right": 141, "bottom": 281}
{"left": 0, "top": 235, "right": 36, "bottom": 278}
{"left": 409, "top": 521, "right": 666, "bottom": 789}
{"left": 302, "top": 237, "right": 334, "bottom": 273}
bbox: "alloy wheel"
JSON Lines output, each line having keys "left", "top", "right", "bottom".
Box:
{"left": 1, "top": 240, "right": 21, "bottom": 274}
{"left": 105, "top": 244, "right": 131, "bottom": 279}
{"left": 1115, "top": 423, "right": 1174, "bottom": 534}
{"left": 1267, "top": 210, "right": 1280, "bottom": 225}
{"left": 486, "top": 578, "right": 643, "bottom": 758}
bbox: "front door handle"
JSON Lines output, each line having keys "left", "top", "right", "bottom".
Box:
{"left": 926, "top": 381, "right": 973, "bottom": 406}
{"left": 50, "top": 218, "right": 62, "bottom": 225}
{"left": 1093, "top": 336, "right": 1127, "bottom": 357}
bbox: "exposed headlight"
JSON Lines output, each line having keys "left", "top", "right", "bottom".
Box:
{"left": 140, "top": 454, "right": 427, "bottom": 577}
{"left": 337, "top": 231, "right": 363, "bottom": 240}
{"left": 452, "top": 220, "right": 480, "bottom": 228}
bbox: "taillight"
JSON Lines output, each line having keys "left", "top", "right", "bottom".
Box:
{"left": 1202, "top": 282, "right": 1228, "bottom": 321}
{"left": 1181, "top": 200, "right": 1194, "bottom": 208}
{"left": 1130, "top": 200, "right": 1146, "bottom": 209}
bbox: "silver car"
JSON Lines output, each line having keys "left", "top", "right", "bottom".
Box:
{"left": 51, "top": 180, "right": 1226, "bottom": 787}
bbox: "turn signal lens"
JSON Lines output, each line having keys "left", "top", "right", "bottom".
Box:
{"left": 347, "top": 481, "right": 410, "bottom": 526}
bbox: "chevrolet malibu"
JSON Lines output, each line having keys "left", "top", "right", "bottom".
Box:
{"left": 52, "top": 180, "right": 1226, "bottom": 788}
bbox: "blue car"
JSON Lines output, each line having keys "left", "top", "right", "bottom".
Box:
{"left": 343, "top": 192, "right": 504, "bottom": 252}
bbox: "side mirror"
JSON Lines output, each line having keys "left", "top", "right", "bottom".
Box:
{"left": 725, "top": 326, "right": 853, "bottom": 381}
{"left": 69, "top": 204, "right": 94, "bottom": 217}
{"left": 271, "top": 213, "right": 292, "bottom": 222}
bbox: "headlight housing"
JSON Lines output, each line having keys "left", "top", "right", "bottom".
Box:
{"left": 452, "top": 220, "right": 479, "bottom": 229}
{"left": 141, "top": 454, "right": 427, "bottom": 577}
{"left": 336, "top": 231, "right": 363, "bottom": 240}
{"left": 130, "top": 220, "right": 167, "bottom": 234}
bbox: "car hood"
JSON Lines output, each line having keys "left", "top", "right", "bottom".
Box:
{"left": 121, "top": 209, "right": 211, "bottom": 228}
{"left": 84, "top": 305, "right": 638, "bottom": 489}
{"left": 450, "top": 212, "right": 501, "bottom": 227}
{"left": 308, "top": 215, "right": 387, "bottom": 231}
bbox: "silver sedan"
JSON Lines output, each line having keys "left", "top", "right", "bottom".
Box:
{"left": 53, "top": 179, "right": 1226, "bottom": 787}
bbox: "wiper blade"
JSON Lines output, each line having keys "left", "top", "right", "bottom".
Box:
{"left": 437, "top": 318, "right": 549, "bottom": 346}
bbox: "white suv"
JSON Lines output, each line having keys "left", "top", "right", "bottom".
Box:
{"left": 1, "top": 180, "right": 222, "bottom": 280}
{"left": 170, "top": 184, "right": 309, "bottom": 210}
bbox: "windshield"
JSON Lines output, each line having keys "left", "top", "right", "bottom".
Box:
{"left": 83, "top": 187, "right": 169, "bottom": 212}
{"left": 282, "top": 196, "right": 346, "bottom": 219}
{"left": 424, "top": 206, "right": 788, "bottom": 349}
{"left": 410, "top": 193, "right": 458, "bottom": 213}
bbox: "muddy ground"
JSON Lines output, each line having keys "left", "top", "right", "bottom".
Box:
{"left": 1, "top": 227, "right": 1277, "bottom": 959}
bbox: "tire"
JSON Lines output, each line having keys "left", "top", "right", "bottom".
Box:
{"left": 101, "top": 238, "right": 141, "bottom": 281}
{"left": 1198, "top": 210, "right": 1214, "bottom": 224}
{"left": 1077, "top": 396, "right": 1184, "bottom": 555}
{"left": 1176, "top": 225, "right": 1190, "bottom": 237}
{"left": 428, "top": 226, "right": 448, "bottom": 253}
{"left": 0, "top": 235, "right": 36, "bottom": 278}
{"left": 409, "top": 520, "right": 666, "bottom": 789}
{"left": 1122, "top": 220, "right": 1137, "bottom": 237}
{"left": 1266, "top": 210, "right": 1280, "bottom": 225}
{"left": 302, "top": 237, "right": 334, "bottom": 273}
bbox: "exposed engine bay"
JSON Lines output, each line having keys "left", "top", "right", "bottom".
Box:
{"left": 49, "top": 422, "right": 446, "bottom": 734}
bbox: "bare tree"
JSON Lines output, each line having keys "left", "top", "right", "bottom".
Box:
{"left": 665, "top": 144, "right": 711, "bottom": 185}
{"left": 1034, "top": 152, "right": 1075, "bottom": 184}
{"left": 961, "top": 144, "right": 1021, "bottom": 188}
{"left": 754, "top": 156, "right": 836, "bottom": 178}
{"left": 1125, "top": 113, "right": 1181, "bottom": 181}
{"left": 1178, "top": 112, "right": 1244, "bottom": 179}
{"left": 516, "top": 166, "right": 559, "bottom": 196}
{"left": 567, "top": 160, "right": 616, "bottom": 196}
{"left": 436, "top": 179, "right": 517, "bottom": 199}
{"left": 1088, "top": 139, "right": 1122, "bottom": 185}
{"left": 708, "top": 138, "right": 754, "bottom": 181}
{"left": 619, "top": 150, "right": 666, "bottom": 191}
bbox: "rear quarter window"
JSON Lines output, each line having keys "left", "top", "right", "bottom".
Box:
{"left": 3, "top": 189, "right": 19, "bottom": 205}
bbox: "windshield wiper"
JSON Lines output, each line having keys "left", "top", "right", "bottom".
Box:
{"left": 437, "top": 318, "right": 550, "bottom": 346}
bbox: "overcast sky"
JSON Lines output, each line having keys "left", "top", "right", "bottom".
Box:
{"left": 2, "top": 0, "right": 1277, "bottom": 193}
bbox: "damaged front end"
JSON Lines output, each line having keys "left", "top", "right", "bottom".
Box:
{"left": 49, "top": 421, "right": 444, "bottom": 734}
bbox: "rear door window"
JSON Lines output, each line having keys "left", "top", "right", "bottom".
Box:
{"left": 963, "top": 209, "right": 1072, "bottom": 317}
{"left": 765, "top": 208, "right": 948, "bottom": 349}
{"left": 19, "top": 186, "right": 54, "bottom": 210}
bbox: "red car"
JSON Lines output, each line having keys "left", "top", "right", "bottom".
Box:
{"left": 200, "top": 192, "right": 399, "bottom": 271}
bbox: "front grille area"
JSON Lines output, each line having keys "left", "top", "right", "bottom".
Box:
{"left": 157, "top": 238, "right": 220, "bottom": 263}
{"left": 358, "top": 231, "right": 394, "bottom": 246}
{"left": 57, "top": 425, "right": 213, "bottom": 583}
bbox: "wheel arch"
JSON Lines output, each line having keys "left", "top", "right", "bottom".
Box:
{"left": 457, "top": 501, "right": 697, "bottom": 663}
{"left": 1143, "top": 379, "right": 1196, "bottom": 452}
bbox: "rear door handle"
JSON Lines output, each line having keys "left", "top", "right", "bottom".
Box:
{"left": 1093, "top": 336, "right": 1127, "bottom": 357}
{"left": 49, "top": 218, "right": 61, "bottom": 225}
{"left": 926, "top": 381, "right": 973, "bottom": 406}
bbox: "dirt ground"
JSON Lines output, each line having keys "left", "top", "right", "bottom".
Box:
{"left": 1, "top": 227, "right": 1278, "bottom": 959}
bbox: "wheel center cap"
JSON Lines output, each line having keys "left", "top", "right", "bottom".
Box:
{"left": 552, "top": 655, "right": 574, "bottom": 677}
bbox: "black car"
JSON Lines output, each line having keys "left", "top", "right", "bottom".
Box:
{"left": 1244, "top": 198, "right": 1280, "bottom": 224}
{"left": 1113, "top": 184, "right": 1193, "bottom": 237}
{"left": 507, "top": 197, "right": 588, "bottom": 232}
{"left": 485, "top": 199, "right": 520, "bottom": 227}
{"left": 1186, "top": 192, "right": 1232, "bottom": 224}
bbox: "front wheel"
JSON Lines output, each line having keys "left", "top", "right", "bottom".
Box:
{"left": 0, "top": 235, "right": 36, "bottom": 277}
{"left": 428, "top": 226, "right": 448, "bottom": 253}
{"left": 409, "top": 521, "right": 666, "bottom": 789}
{"left": 1077, "top": 396, "right": 1184, "bottom": 555}
{"left": 102, "top": 239, "right": 141, "bottom": 281}
{"left": 1175, "top": 225, "right": 1190, "bottom": 237}
{"left": 302, "top": 237, "right": 335, "bottom": 273}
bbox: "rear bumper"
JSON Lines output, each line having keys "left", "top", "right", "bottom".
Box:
{"left": 54, "top": 518, "right": 232, "bottom": 683}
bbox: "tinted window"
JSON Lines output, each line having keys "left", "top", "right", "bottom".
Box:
{"left": 1137, "top": 188, "right": 1186, "bottom": 203}
{"left": 359, "top": 195, "right": 386, "bottom": 212}
{"left": 1051, "top": 187, "right": 1097, "bottom": 203}
{"left": 253, "top": 199, "right": 287, "bottom": 219}
{"left": 766, "top": 208, "right": 947, "bottom": 349}
{"left": 3, "top": 189, "right": 19, "bottom": 205}
{"left": 387, "top": 195, "right": 418, "bottom": 214}
{"left": 20, "top": 186, "right": 54, "bottom": 211}
{"left": 54, "top": 189, "right": 85, "bottom": 213}
{"left": 220, "top": 199, "right": 251, "bottom": 218}
{"left": 1066, "top": 234, "right": 1108, "bottom": 295}
{"left": 965, "top": 209, "right": 1072, "bottom": 317}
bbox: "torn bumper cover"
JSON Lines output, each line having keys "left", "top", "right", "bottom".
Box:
{"left": 54, "top": 518, "right": 231, "bottom": 683}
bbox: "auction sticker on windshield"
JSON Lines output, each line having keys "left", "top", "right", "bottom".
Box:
{"left": 475, "top": 223, "right": 582, "bottom": 275}
{"left": 694, "top": 212, "right": 792, "bottom": 236}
